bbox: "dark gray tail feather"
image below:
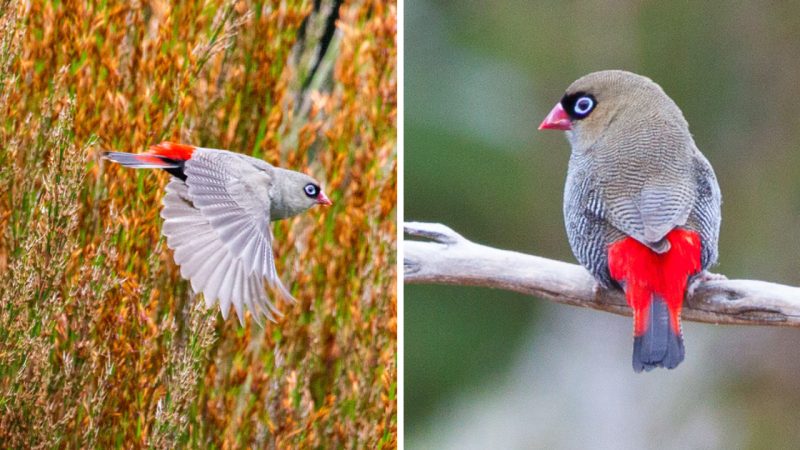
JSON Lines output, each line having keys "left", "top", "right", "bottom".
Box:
{"left": 104, "top": 152, "right": 187, "bottom": 180}
{"left": 103, "top": 151, "right": 180, "bottom": 168}
{"left": 632, "top": 297, "right": 685, "bottom": 373}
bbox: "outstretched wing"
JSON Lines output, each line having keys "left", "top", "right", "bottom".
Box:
{"left": 160, "top": 148, "right": 294, "bottom": 324}
{"left": 161, "top": 180, "right": 280, "bottom": 324}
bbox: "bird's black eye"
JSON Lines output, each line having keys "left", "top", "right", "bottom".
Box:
{"left": 560, "top": 92, "right": 597, "bottom": 120}
{"left": 304, "top": 183, "right": 319, "bottom": 198}
{"left": 573, "top": 96, "right": 594, "bottom": 116}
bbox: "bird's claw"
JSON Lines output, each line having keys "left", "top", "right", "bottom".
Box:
{"left": 592, "top": 283, "right": 605, "bottom": 302}
{"left": 687, "top": 271, "right": 727, "bottom": 297}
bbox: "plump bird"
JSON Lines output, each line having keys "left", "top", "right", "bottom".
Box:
{"left": 539, "top": 70, "right": 721, "bottom": 372}
{"left": 104, "top": 142, "right": 332, "bottom": 325}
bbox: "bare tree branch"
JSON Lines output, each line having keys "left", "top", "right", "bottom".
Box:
{"left": 404, "top": 221, "right": 800, "bottom": 327}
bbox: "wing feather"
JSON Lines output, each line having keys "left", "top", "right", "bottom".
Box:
{"left": 185, "top": 149, "right": 295, "bottom": 301}
{"left": 216, "top": 260, "right": 238, "bottom": 322}
{"left": 160, "top": 175, "right": 285, "bottom": 323}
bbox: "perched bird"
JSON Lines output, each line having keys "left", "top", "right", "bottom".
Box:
{"left": 104, "top": 142, "right": 332, "bottom": 325}
{"left": 539, "top": 70, "right": 721, "bottom": 372}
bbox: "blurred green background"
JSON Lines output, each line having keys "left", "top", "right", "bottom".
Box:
{"left": 405, "top": 1, "right": 800, "bottom": 448}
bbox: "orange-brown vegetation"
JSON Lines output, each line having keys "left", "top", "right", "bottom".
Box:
{"left": 0, "top": 0, "right": 396, "bottom": 447}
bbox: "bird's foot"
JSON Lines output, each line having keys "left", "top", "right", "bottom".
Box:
{"left": 593, "top": 282, "right": 603, "bottom": 298}
{"left": 592, "top": 282, "right": 612, "bottom": 304}
{"left": 687, "top": 271, "right": 727, "bottom": 297}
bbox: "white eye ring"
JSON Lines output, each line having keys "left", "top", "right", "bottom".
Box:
{"left": 304, "top": 184, "right": 318, "bottom": 196}
{"left": 574, "top": 96, "right": 594, "bottom": 115}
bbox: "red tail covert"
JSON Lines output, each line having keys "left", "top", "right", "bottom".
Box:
{"left": 608, "top": 229, "right": 702, "bottom": 336}
{"left": 147, "top": 141, "right": 195, "bottom": 161}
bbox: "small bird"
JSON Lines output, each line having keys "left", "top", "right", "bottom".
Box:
{"left": 104, "top": 142, "right": 332, "bottom": 325}
{"left": 539, "top": 70, "right": 721, "bottom": 372}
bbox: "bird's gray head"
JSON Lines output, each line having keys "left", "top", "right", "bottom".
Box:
{"left": 539, "top": 70, "right": 690, "bottom": 153}
{"left": 270, "top": 169, "right": 332, "bottom": 220}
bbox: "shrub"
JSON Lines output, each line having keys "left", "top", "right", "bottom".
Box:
{"left": 0, "top": 1, "right": 396, "bottom": 447}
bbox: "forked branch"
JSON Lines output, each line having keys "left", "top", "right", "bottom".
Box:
{"left": 404, "top": 222, "right": 800, "bottom": 326}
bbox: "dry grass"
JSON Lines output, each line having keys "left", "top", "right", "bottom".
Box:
{"left": 0, "top": 0, "right": 396, "bottom": 447}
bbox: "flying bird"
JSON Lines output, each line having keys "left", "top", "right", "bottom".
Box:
{"left": 539, "top": 70, "right": 721, "bottom": 372}
{"left": 104, "top": 142, "right": 332, "bottom": 325}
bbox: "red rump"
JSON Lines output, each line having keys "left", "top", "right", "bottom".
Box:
{"left": 608, "top": 229, "right": 701, "bottom": 336}
{"left": 147, "top": 141, "right": 195, "bottom": 161}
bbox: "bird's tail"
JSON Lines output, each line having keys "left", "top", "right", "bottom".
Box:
{"left": 103, "top": 142, "right": 195, "bottom": 168}
{"left": 103, "top": 151, "right": 181, "bottom": 169}
{"left": 608, "top": 229, "right": 702, "bottom": 373}
{"left": 632, "top": 296, "right": 685, "bottom": 371}
{"left": 104, "top": 142, "right": 195, "bottom": 180}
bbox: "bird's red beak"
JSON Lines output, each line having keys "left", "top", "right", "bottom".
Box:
{"left": 317, "top": 191, "right": 332, "bottom": 206}
{"left": 538, "top": 102, "right": 572, "bottom": 130}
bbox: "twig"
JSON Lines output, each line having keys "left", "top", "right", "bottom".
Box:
{"left": 404, "top": 222, "right": 800, "bottom": 326}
